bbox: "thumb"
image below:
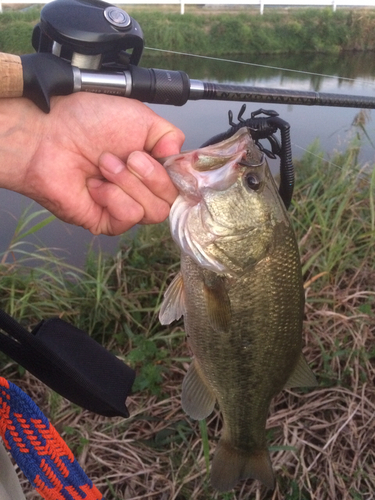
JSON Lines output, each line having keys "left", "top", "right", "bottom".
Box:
{"left": 148, "top": 128, "right": 185, "bottom": 159}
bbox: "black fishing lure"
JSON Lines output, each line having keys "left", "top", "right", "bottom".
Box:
{"left": 201, "top": 104, "right": 294, "bottom": 210}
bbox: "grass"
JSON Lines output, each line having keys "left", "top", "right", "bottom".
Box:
{"left": 0, "top": 122, "right": 374, "bottom": 498}
{"left": 2, "top": 6, "right": 375, "bottom": 56}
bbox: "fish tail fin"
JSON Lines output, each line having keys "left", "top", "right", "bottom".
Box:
{"left": 211, "top": 438, "right": 275, "bottom": 492}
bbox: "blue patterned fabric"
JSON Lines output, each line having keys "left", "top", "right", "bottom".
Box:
{"left": 0, "top": 377, "right": 104, "bottom": 500}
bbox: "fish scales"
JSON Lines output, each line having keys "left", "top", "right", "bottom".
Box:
{"left": 181, "top": 227, "right": 303, "bottom": 444}
{"left": 159, "top": 127, "right": 316, "bottom": 492}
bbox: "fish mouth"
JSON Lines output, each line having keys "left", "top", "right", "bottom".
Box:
{"left": 156, "top": 128, "right": 253, "bottom": 168}
{"left": 164, "top": 150, "right": 247, "bottom": 198}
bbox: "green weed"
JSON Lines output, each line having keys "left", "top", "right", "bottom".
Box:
{"left": 3, "top": 6, "right": 375, "bottom": 56}
{"left": 127, "top": 336, "right": 168, "bottom": 396}
{"left": 292, "top": 131, "right": 375, "bottom": 289}
{"left": 199, "top": 419, "right": 210, "bottom": 474}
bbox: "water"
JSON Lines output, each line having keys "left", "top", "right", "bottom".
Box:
{"left": 145, "top": 51, "right": 375, "bottom": 159}
{"left": 1, "top": 51, "right": 375, "bottom": 267}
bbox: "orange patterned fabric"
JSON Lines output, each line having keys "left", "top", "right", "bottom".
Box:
{"left": 0, "top": 377, "right": 104, "bottom": 500}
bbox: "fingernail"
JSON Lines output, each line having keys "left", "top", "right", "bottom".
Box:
{"left": 100, "top": 153, "right": 125, "bottom": 175}
{"left": 127, "top": 152, "right": 155, "bottom": 179}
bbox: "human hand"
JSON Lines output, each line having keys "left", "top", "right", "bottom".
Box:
{"left": 0, "top": 93, "right": 184, "bottom": 235}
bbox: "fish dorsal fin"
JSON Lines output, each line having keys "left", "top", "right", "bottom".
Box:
{"left": 284, "top": 354, "right": 317, "bottom": 389}
{"left": 159, "top": 272, "right": 186, "bottom": 325}
{"left": 211, "top": 438, "right": 275, "bottom": 492}
{"left": 203, "top": 273, "right": 231, "bottom": 333}
{"left": 182, "top": 359, "right": 216, "bottom": 420}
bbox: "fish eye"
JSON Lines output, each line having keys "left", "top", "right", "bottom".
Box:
{"left": 244, "top": 172, "right": 261, "bottom": 191}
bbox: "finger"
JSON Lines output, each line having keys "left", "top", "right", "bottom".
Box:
{"left": 87, "top": 175, "right": 171, "bottom": 235}
{"left": 99, "top": 152, "right": 178, "bottom": 206}
{"left": 86, "top": 178, "right": 144, "bottom": 235}
{"left": 148, "top": 128, "right": 185, "bottom": 158}
{"left": 139, "top": 106, "right": 185, "bottom": 157}
{"left": 126, "top": 151, "right": 179, "bottom": 205}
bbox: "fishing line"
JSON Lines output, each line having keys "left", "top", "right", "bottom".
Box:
{"left": 292, "top": 139, "right": 375, "bottom": 172}
{"left": 144, "top": 47, "right": 375, "bottom": 88}
{"left": 291, "top": 143, "right": 344, "bottom": 171}
{"left": 145, "top": 47, "right": 374, "bottom": 171}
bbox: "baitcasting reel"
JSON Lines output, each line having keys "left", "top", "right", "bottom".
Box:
{"left": 17, "top": 0, "right": 191, "bottom": 112}
{"left": 32, "top": 0, "right": 144, "bottom": 70}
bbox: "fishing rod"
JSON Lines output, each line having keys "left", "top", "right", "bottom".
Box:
{"left": 1, "top": 0, "right": 375, "bottom": 113}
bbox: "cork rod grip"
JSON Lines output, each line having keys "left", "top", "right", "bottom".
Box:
{"left": 0, "top": 53, "right": 23, "bottom": 98}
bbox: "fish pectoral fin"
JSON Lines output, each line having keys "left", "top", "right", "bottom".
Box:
{"left": 203, "top": 273, "right": 231, "bottom": 333}
{"left": 159, "top": 272, "right": 186, "bottom": 325}
{"left": 211, "top": 439, "right": 275, "bottom": 492}
{"left": 181, "top": 359, "right": 216, "bottom": 420}
{"left": 284, "top": 353, "right": 317, "bottom": 389}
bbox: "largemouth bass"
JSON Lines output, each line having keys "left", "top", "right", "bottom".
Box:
{"left": 159, "top": 128, "right": 316, "bottom": 491}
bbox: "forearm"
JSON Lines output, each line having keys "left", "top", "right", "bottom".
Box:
{"left": 0, "top": 98, "right": 43, "bottom": 192}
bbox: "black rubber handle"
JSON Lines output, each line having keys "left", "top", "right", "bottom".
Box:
{"left": 129, "top": 65, "right": 190, "bottom": 106}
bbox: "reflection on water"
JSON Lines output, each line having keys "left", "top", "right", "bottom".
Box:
{"left": 145, "top": 51, "right": 375, "bottom": 159}
{"left": 142, "top": 50, "right": 375, "bottom": 91}
{"left": 1, "top": 51, "right": 375, "bottom": 266}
